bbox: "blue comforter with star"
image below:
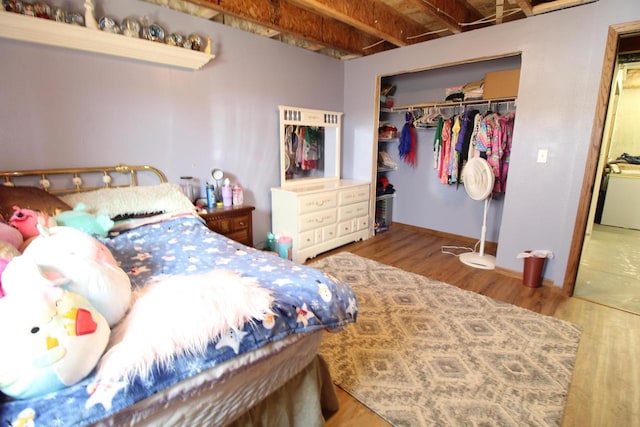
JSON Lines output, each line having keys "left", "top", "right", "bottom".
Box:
{"left": 0, "top": 215, "right": 357, "bottom": 427}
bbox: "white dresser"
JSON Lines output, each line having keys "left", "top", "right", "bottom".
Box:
{"left": 271, "top": 180, "right": 370, "bottom": 263}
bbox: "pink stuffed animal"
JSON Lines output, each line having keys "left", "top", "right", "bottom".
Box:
{"left": 9, "top": 206, "right": 57, "bottom": 240}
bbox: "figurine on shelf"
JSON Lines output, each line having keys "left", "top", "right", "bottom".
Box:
{"left": 122, "top": 17, "right": 141, "bottom": 38}
{"left": 84, "top": 0, "right": 98, "bottom": 30}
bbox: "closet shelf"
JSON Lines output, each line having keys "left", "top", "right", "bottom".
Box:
{"left": 378, "top": 137, "right": 399, "bottom": 142}
{"left": 0, "top": 10, "right": 215, "bottom": 70}
{"left": 392, "top": 97, "right": 516, "bottom": 112}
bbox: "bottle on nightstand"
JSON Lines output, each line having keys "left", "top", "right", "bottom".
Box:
{"left": 232, "top": 183, "right": 244, "bottom": 206}
{"left": 222, "top": 178, "right": 232, "bottom": 207}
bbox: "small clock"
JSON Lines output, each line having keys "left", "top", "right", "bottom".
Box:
{"left": 211, "top": 169, "right": 224, "bottom": 181}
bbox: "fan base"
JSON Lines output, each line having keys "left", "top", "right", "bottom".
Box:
{"left": 459, "top": 252, "right": 496, "bottom": 270}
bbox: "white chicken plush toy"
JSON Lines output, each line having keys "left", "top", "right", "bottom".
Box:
{"left": 0, "top": 271, "right": 110, "bottom": 399}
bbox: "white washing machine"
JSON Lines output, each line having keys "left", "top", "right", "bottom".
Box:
{"left": 601, "top": 168, "right": 640, "bottom": 230}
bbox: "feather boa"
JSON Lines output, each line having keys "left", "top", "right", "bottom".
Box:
{"left": 96, "top": 270, "right": 274, "bottom": 383}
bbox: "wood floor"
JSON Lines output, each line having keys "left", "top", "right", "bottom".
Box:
{"left": 313, "top": 224, "right": 640, "bottom": 427}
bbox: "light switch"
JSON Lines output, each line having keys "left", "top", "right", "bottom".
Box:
{"left": 537, "top": 149, "right": 548, "bottom": 163}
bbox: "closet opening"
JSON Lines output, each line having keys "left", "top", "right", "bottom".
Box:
{"left": 373, "top": 54, "right": 522, "bottom": 260}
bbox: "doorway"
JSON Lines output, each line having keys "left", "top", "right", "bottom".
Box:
{"left": 564, "top": 22, "right": 640, "bottom": 312}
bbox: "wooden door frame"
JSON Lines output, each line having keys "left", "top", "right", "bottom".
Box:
{"left": 563, "top": 20, "right": 640, "bottom": 295}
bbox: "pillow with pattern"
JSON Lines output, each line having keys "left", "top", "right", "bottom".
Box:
{"left": 60, "top": 183, "right": 196, "bottom": 220}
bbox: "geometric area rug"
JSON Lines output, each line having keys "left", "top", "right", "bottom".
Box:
{"left": 310, "top": 252, "right": 582, "bottom": 427}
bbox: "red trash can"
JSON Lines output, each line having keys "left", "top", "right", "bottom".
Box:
{"left": 522, "top": 250, "right": 546, "bottom": 288}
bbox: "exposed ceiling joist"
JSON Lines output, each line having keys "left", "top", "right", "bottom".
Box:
{"left": 145, "top": 0, "right": 599, "bottom": 60}
{"left": 532, "top": 0, "right": 594, "bottom": 15}
{"left": 514, "top": 0, "right": 534, "bottom": 16}
{"left": 411, "top": 0, "right": 486, "bottom": 34}
{"left": 496, "top": 0, "right": 505, "bottom": 24}
{"left": 186, "top": 0, "right": 388, "bottom": 57}
{"left": 288, "top": 0, "right": 433, "bottom": 46}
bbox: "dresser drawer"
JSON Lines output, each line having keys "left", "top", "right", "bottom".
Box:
{"left": 298, "top": 230, "right": 316, "bottom": 250}
{"left": 338, "top": 201, "right": 369, "bottom": 221}
{"left": 339, "top": 185, "right": 370, "bottom": 205}
{"left": 299, "top": 209, "right": 337, "bottom": 232}
{"left": 337, "top": 219, "right": 355, "bottom": 236}
{"left": 356, "top": 215, "right": 369, "bottom": 231}
{"left": 323, "top": 224, "right": 337, "bottom": 241}
{"left": 298, "top": 192, "right": 337, "bottom": 214}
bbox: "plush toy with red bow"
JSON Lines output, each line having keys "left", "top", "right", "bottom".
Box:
{"left": 9, "top": 206, "right": 57, "bottom": 241}
{"left": 0, "top": 273, "right": 109, "bottom": 399}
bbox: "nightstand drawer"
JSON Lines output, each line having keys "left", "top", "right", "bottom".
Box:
{"left": 224, "top": 229, "right": 252, "bottom": 245}
{"left": 207, "top": 215, "right": 250, "bottom": 233}
{"left": 199, "top": 206, "right": 255, "bottom": 247}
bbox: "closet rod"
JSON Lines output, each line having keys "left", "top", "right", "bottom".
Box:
{"left": 392, "top": 97, "right": 516, "bottom": 112}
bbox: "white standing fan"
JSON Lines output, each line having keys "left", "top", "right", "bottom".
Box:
{"left": 459, "top": 157, "right": 496, "bottom": 270}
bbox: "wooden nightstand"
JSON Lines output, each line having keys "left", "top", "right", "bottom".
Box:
{"left": 199, "top": 205, "right": 255, "bottom": 247}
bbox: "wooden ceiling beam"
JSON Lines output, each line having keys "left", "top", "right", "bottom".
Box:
{"left": 287, "top": 0, "right": 433, "bottom": 46}
{"left": 532, "top": 0, "right": 595, "bottom": 15}
{"left": 185, "top": 0, "right": 384, "bottom": 56}
{"left": 410, "top": 0, "right": 487, "bottom": 34}
{"left": 496, "top": 0, "right": 504, "bottom": 24}
{"left": 514, "top": 0, "right": 534, "bottom": 16}
{"left": 144, "top": 0, "right": 220, "bottom": 18}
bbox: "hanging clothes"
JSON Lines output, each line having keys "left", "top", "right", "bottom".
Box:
{"left": 448, "top": 116, "right": 461, "bottom": 184}
{"left": 468, "top": 113, "right": 483, "bottom": 159}
{"left": 438, "top": 118, "right": 452, "bottom": 184}
{"left": 302, "top": 126, "right": 320, "bottom": 170}
{"left": 399, "top": 111, "right": 417, "bottom": 167}
{"left": 433, "top": 108, "right": 515, "bottom": 195}
{"left": 295, "top": 126, "right": 305, "bottom": 168}
{"left": 474, "top": 112, "right": 515, "bottom": 195}
{"left": 491, "top": 112, "right": 515, "bottom": 194}
{"left": 455, "top": 109, "right": 480, "bottom": 187}
{"left": 432, "top": 116, "right": 444, "bottom": 170}
{"left": 294, "top": 126, "right": 320, "bottom": 171}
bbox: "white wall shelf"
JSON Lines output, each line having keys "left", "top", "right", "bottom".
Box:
{"left": 0, "top": 10, "right": 215, "bottom": 70}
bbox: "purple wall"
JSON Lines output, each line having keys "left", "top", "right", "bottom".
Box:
{"left": 0, "top": 0, "right": 344, "bottom": 246}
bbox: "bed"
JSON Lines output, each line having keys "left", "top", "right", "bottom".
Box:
{"left": 0, "top": 164, "right": 357, "bottom": 426}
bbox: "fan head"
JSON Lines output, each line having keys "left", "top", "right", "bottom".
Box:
{"left": 462, "top": 157, "right": 495, "bottom": 200}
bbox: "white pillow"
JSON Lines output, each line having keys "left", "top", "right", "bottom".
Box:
{"left": 61, "top": 183, "right": 196, "bottom": 219}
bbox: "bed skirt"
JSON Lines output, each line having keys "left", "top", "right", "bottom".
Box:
{"left": 228, "top": 354, "right": 339, "bottom": 426}
{"left": 91, "top": 331, "right": 339, "bottom": 426}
